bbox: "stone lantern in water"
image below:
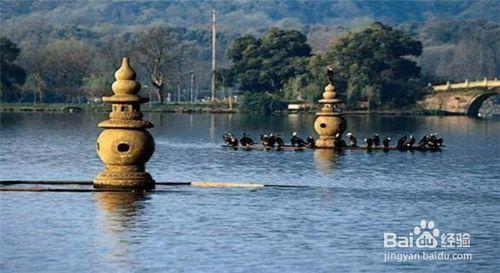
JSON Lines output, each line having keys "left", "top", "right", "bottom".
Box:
{"left": 314, "top": 68, "right": 346, "bottom": 148}
{"left": 94, "top": 57, "right": 155, "bottom": 189}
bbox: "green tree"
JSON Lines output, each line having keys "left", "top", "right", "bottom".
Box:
{"left": 226, "top": 28, "right": 311, "bottom": 94}
{"left": 41, "top": 39, "right": 95, "bottom": 103}
{"left": 21, "top": 73, "right": 46, "bottom": 104}
{"left": 240, "top": 92, "right": 286, "bottom": 114}
{"left": 83, "top": 74, "right": 111, "bottom": 104}
{"left": 323, "top": 22, "right": 423, "bottom": 108}
{"left": 0, "top": 37, "right": 26, "bottom": 102}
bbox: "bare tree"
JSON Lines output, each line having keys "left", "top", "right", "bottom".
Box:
{"left": 136, "top": 26, "right": 182, "bottom": 104}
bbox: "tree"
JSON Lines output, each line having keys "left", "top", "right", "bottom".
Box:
{"left": 136, "top": 26, "right": 184, "bottom": 104}
{"left": 83, "top": 74, "right": 111, "bottom": 104}
{"left": 323, "top": 22, "right": 423, "bottom": 108}
{"left": 418, "top": 20, "right": 500, "bottom": 81}
{"left": 0, "top": 37, "right": 26, "bottom": 102}
{"left": 226, "top": 28, "right": 311, "bottom": 94}
{"left": 41, "top": 39, "right": 95, "bottom": 103}
{"left": 240, "top": 92, "right": 286, "bottom": 114}
{"left": 21, "top": 73, "right": 46, "bottom": 104}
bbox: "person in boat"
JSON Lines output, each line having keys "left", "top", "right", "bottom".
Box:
{"left": 223, "top": 133, "right": 239, "bottom": 147}
{"left": 333, "top": 133, "right": 346, "bottom": 150}
{"left": 416, "top": 134, "right": 428, "bottom": 148}
{"left": 364, "top": 137, "right": 374, "bottom": 150}
{"left": 346, "top": 132, "right": 357, "bottom": 147}
{"left": 305, "top": 136, "right": 315, "bottom": 148}
{"left": 383, "top": 137, "right": 391, "bottom": 149}
{"left": 429, "top": 133, "right": 444, "bottom": 147}
{"left": 260, "top": 134, "right": 270, "bottom": 146}
{"left": 240, "top": 133, "right": 254, "bottom": 147}
{"left": 436, "top": 137, "right": 444, "bottom": 147}
{"left": 290, "top": 132, "right": 305, "bottom": 147}
{"left": 267, "top": 133, "right": 277, "bottom": 147}
{"left": 402, "top": 135, "right": 416, "bottom": 149}
{"left": 396, "top": 136, "right": 407, "bottom": 149}
{"left": 275, "top": 134, "right": 285, "bottom": 148}
{"left": 427, "top": 132, "right": 443, "bottom": 150}
{"left": 373, "top": 134, "right": 381, "bottom": 147}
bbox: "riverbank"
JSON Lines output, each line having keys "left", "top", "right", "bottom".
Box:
{"left": 0, "top": 102, "right": 237, "bottom": 114}
{"left": 0, "top": 102, "right": 455, "bottom": 116}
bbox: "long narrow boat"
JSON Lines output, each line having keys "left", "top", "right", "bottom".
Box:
{"left": 222, "top": 144, "right": 442, "bottom": 152}
{"left": 222, "top": 144, "right": 308, "bottom": 151}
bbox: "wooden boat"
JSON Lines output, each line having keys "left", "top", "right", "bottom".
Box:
{"left": 222, "top": 144, "right": 442, "bottom": 152}
{"left": 222, "top": 144, "right": 308, "bottom": 151}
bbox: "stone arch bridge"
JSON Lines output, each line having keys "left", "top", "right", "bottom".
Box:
{"left": 419, "top": 78, "right": 500, "bottom": 117}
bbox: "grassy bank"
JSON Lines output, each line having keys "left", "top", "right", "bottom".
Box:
{"left": 0, "top": 102, "right": 237, "bottom": 113}
{"left": 0, "top": 102, "right": 444, "bottom": 116}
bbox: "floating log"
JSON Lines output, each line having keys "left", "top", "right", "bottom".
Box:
{"left": 0, "top": 180, "right": 306, "bottom": 192}
{"left": 191, "top": 181, "right": 264, "bottom": 188}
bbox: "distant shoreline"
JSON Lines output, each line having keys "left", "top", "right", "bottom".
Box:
{"left": 0, "top": 102, "right": 467, "bottom": 116}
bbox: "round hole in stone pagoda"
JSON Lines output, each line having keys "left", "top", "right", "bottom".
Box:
{"left": 117, "top": 143, "right": 130, "bottom": 153}
{"left": 320, "top": 123, "right": 327, "bottom": 128}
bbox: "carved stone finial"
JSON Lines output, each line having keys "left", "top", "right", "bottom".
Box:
{"left": 112, "top": 57, "right": 140, "bottom": 96}
{"left": 115, "top": 57, "right": 136, "bottom": 80}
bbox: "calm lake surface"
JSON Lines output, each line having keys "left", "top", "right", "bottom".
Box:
{"left": 1, "top": 112, "right": 499, "bottom": 273}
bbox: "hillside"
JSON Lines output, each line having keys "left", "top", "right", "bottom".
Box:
{"left": 0, "top": 0, "right": 499, "bottom": 104}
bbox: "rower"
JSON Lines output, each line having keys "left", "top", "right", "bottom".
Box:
{"left": 230, "top": 134, "right": 239, "bottom": 147}
{"left": 290, "top": 132, "right": 305, "bottom": 147}
{"left": 403, "top": 135, "right": 416, "bottom": 149}
{"left": 240, "top": 133, "right": 254, "bottom": 146}
{"left": 268, "top": 133, "right": 277, "bottom": 147}
{"left": 436, "top": 137, "right": 444, "bottom": 147}
{"left": 223, "top": 133, "right": 239, "bottom": 147}
{"left": 346, "top": 132, "right": 357, "bottom": 147}
{"left": 373, "top": 134, "right": 381, "bottom": 147}
{"left": 364, "top": 137, "right": 374, "bottom": 150}
{"left": 430, "top": 133, "right": 444, "bottom": 147}
{"left": 275, "top": 134, "right": 285, "bottom": 148}
{"left": 383, "top": 137, "right": 391, "bottom": 149}
{"left": 427, "top": 133, "right": 443, "bottom": 150}
{"left": 305, "top": 136, "right": 315, "bottom": 148}
{"left": 260, "top": 134, "right": 270, "bottom": 146}
{"left": 396, "top": 136, "right": 407, "bottom": 149}
{"left": 417, "top": 134, "right": 428, "bottom": 148}
{"left": 333, "top": 133, "right": 346, "bottom": 150}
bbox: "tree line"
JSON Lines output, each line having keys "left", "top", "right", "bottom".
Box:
{"left": 1, "top": 20, "right": 498, "bottom": 112}
{"left": 220, "top": 22, "right": 423, "bottom": 112}
{"left": 1, "top": 26, "right": 225, "bottom": 104}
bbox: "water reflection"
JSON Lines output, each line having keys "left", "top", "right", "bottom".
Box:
{"left": 210, "top": 113, "right": 216, "bottom": 143}
{"left": 314, "top": 149, "right": 340, "bottom": 173}
{"left": 94, "top": 191, "right": 148, "bottom": 234}
{"left": 94, "top": 191, "right": 150, "bottom": 267}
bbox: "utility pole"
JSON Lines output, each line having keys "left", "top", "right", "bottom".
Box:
{"left": 211, "top": 7, "right": 216, "bottom": 102}
{"left": 190, "top": 70, "right": 195, "bottom": 102}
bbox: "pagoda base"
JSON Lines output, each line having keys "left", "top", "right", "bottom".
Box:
{"left": 94, "top": 169, "right": 155, "bottom": 189}
{"left": 315, "top": 136, "right": 336, "bottom": 148}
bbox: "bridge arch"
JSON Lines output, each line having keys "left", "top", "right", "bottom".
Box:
{"left": 466, "top": 91, "right": 498, "bottom": 117}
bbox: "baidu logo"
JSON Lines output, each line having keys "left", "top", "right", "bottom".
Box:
{"left": 384, "top": 219, "right": 470, "bottom": 249}
{"left": 414, "top": 219, "right": 440, "bottom": 248}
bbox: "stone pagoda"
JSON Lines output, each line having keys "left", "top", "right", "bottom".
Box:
{"left": 94, "top": 57, "right": 155, "bottom": 189}
{"left": 314, "top": 68, "right": 346, "bottom": 148}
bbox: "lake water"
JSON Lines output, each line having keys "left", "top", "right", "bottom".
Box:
{"left": 1, "top": 112, "right": 499, "bottom": 272}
